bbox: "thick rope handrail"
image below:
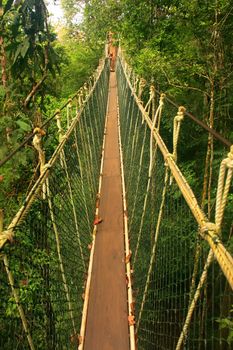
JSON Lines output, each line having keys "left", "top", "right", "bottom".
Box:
{"left": 119, "top": 55, "right": 233, "bottom": 289}
{"left": 136, "top": 95, "right": 185, "bottom": 332}
{"left": 0, "top": 96, "right": 77, "bottom": 168}
{"left": 118, "top": 47, "right": 232, "bottom": 149}
{"left": 0, "top": 58, "right": 107, "bottom": 169}
{"left": 177, "top": 147, "right": 233, "bottom": 345}
{"left": 1, "top": 56, "right": 109, "bottom": 350}
{"left": 132, "top": 93, "right": 166, "bottom": 266}
{"left": 215, "top": 145, "right": 233, "bottom": 231}
{"left": 0, "top": 58, "right": 107, "bottom": 250}
{"left": 32, "top": 125, "right": 80, "bottom": 336}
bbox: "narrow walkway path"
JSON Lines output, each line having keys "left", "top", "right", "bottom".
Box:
{"left": 84, "top": 72, "right": 129, "bottom": 350}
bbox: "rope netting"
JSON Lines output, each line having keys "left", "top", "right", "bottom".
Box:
{"left": 0, "top": 58, "right": 110, "bottom": 349}
{"left": 117, "top": 51, "right": 233, "bottom": 350}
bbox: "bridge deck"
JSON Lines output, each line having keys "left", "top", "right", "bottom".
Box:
{"left": 84, "top": 72, "right": 129, "bottom": 350}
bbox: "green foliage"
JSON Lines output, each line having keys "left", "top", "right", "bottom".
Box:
{"left": 217, "top": 308, "right": 233, "bottom": 345}
{"left": 82, "top": 0, "right": 122, "bottom": 47}
{"left": 0, "top": 1, "right": 102, "bottom": 226}
{"left": 1, "top": 0, "right": 233, "bottom": 348}
{"left": 120, "top": 0, "right": 233, "bottom": 136}
{"left": 57, "top": 38, "right": 101, "bottom": 97}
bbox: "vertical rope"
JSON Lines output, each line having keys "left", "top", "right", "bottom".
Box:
{"left": 129, "top": 123, "right": 148, "bottom": 230}
{"left": 173, "top": 106, "right": 186, "bottom": 163}
{"left": 46, "top": 178, "right": 77, "bottom": 336}
{"left": 175, "top": 250, "right": 214, "bottom": 350}
{"left": 60, "top": 149, "right": 86, "bottom": 269}
{"left": 0, "top": 58, "right": 109, "bottom": 349}
{"left": 117, "top": 51, "right": 233, "bottom": 350}
{"left": 0, "top": 212, "right": 35, "bottom": 350}
{"left": 55, "top": 114, "right": 85, "bottom": 269}
{"left": 144, "top": 85, "right": 155, "bottom": 118}
{"left": 32, "top": 127, "right": 46, "bottom": 198}
{"left": 3, "top": 255, "right": 36, "bottom": 350}
{"left": 66, "top": 99, "right": 72, "bottom": 129}
{"left": 138, "top": 78, "right": 146, "bottom": 101}
{"left": 73, "top": 126, "right": 92, "bottom": 233}
{"left": 133, "top": 95, "right": 165, "bottom": 266}
{"left": 136, "top": 166, "right": 169, "bottom": 332}
{"left": 215, "top": 146, "right": 233, "bottom": 232}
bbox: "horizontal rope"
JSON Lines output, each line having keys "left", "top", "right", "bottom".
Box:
{"left": 0, "top": 58, "right": 108, "bottom": 250}
{"left": 118, "top": 47, "right": 231, "bottom": 148}
{"left": 156, "top": 90, "right": 231, "bottom": 148}
{"left": 0, "top": 59, "right": 106, "bottom": 168}
{"left": 119, "top": 55, "right": 233, "bottom": 289}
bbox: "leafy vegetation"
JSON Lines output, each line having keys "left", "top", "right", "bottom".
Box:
{"left": 0, "top": 0, "right": 233, "bottom": 348}
{"left": 0, "top": 0, "right": 101, "bottom": 223}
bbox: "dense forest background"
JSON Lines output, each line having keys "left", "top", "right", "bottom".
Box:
{"left": 0, "top": 0, "right": 233, "bottom": 347}
{"left": 1, "top": 0, "right": 233, "bottom": 229}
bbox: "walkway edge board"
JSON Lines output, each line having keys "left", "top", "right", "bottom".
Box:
{"left": 117, "top": 93, "right": 136, "bottom": 350}
{"left": 78, "top": 88, "right": 110, "bottom": 350}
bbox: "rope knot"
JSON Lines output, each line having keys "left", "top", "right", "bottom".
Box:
{"left": 159, "top": 93, "right": 165, "bottom": 107}
{"left": 32, "top": 128, "right": 45, "bottom": 151}
{"left": 42, "top": 163, "right": 52, "bottom": 172}
{"left": 55, "top": 109, "right": 61, "bottom": 117}
{"left": 139, "top": 78, "right": 146, "bottom": 87}
{"left": 175, "top": 106, "right": 186, "bottom": 122}
{"left": 149, "top": 85, "right": 155, "bottom": 98}
{"left": 215, "top": 146, "right": 233, "bottom": 230}
{"left": 33, "top": 127, "right": 46, "bottom": 136}
{"left": 0, "top": 230, "right": 14, "bottom": 249}
{"left": 138, "top": 78, "right": 146, "bottom": 99}
{"left": 200, "top": 222, "right": 218, "bottom": 236}
{"left": 165, "top": 153, "right": 175, "bottom": 163}
{"left": 226, "top": 145, "right": 233, "bottom": 167}
{"left": 33, "top": 128, "right": 46, "bottom": 174}
{"left": 224, "top": 157, "right": 233, "bottom": 169}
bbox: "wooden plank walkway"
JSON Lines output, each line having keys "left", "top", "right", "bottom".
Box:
{"left": 83, "top": 72, "right": 129, "bottom": 350}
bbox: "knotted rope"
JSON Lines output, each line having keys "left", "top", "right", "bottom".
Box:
{"left": 215, "top": 145, "right": 233, "bottom": 233}
{"left": 173, "top": 106, "right": 186, "bottom": 162}
{"left": 32, "top": 127, "right": 46, "bottom": 173}
{"left": 138, "top": 78, "right": 146, "bottom": 101}
{"left": 169, "top": 106, "right": 185, "bottom": 184}
{"left": 66, "top": 98, "right": 72, "bottom": 128}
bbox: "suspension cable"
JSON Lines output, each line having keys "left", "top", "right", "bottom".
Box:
{"left": 153, "top": 87, "right": 232, "bottom": 148}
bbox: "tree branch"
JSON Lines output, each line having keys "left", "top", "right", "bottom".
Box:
{"left": 162, "top": 69, "right": 209, "bottom": 96}
{"left": 23, "top": 72, "right": 47, "bottom": 108}
{"left": 23, "top": 42, "right": 49, "bottom": 108}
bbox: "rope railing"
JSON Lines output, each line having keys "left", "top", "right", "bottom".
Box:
{"left": 117, "top": 51, "right": 233, "bottom": 349}
{"left": 0, "top": 57, "right": 110, "bottom": 349}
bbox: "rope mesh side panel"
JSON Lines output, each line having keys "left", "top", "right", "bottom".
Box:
{"left": 0, "top": 60, "right": 110, "bottom": 349}
{"left": 116, "top": 58, "right": 233, "bottom": 350}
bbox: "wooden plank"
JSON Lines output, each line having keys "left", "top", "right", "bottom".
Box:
{"left": 83, "top": 72, "right": 129, "bottom": 350}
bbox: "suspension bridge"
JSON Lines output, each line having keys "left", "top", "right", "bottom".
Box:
{"left": 0, "top": 48, "right": 233, "bottom": 350}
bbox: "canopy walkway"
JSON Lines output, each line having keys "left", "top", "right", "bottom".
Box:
{"left": 0, "top": 48, "right": 233, "bottom": 350}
